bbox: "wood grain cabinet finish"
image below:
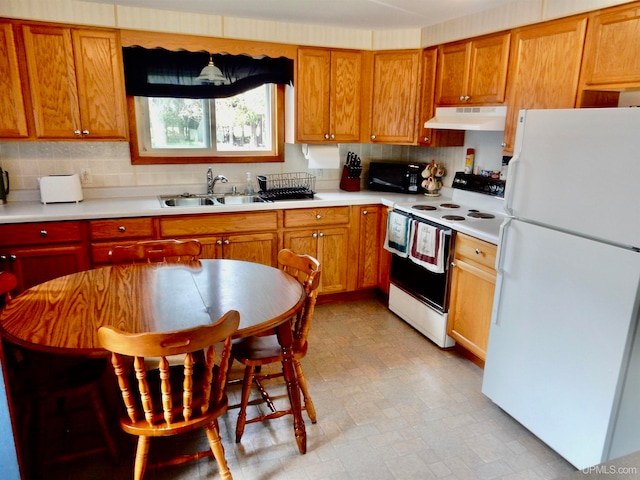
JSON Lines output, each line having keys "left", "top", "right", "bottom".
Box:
{"left": 0, "top": 21, "right": 28, "bottom": 138}
{"left": 418, "top": 47, "right": 465, "bottom": 147}
{"left": 0, "top": 221, "right": 89, "bottom": 292}
{"left": 580, "top": 2, "right": 640, "bottom": 90}
{"left": 369, "top": 50, "right": 421, "bottom": 144}
{"left": 160, "top": 212, "right": 278, "bottom": 266}
{"left": 447, "top": 233, "right": 497, "bottom": 363}
{"left": 354, "top": 205, "right": 381, "bottom": 290}
{"left": 435, "top": 32, "right": 510, "bottom": 106}
{"left": 89, "top": 217, "right": 155, "bottom": 264}
{"left": 22, "top": 24, "right": 127, "bottom": 139}
{"left": 296, "top": 48, "right": 363, "bottom": 143}
{"left": 502, "top": 16, "right": 587, "bottom": 154}
{"left": 283, "top": 207, "right": 350, "bottom": 294}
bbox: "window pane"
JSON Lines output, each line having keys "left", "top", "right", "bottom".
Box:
{"left": 148, "top": 98, "right": 210, "bottom": 149}
{"left": 214, "top": 85, "right": 272, "bottom": 152}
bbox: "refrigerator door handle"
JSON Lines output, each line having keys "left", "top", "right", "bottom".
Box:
{"left": 491, "top": 217, "right": 512, "bottom": 325}
{"left": 503, "top": 153, "right": 520, "bottom": 216}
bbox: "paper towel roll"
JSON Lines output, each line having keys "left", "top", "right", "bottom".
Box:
{"left": 303, "top": 144, "right": 340, "bottom": 169}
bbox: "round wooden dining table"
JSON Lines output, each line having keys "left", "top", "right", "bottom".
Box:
{"left": 0, "top": 259, "right": 309, "bottom": 454}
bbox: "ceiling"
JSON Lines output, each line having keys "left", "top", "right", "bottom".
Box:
{"left": 91, "top": 0, "right": 519, "bottom": 30}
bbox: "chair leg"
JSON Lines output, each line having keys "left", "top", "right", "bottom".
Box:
{"left": 87, "top": 384, "right": 120, "bottom": 463}
{"left": 134, "top": 436, "right": 150, "bottom": 480}
{"left": 235, "top": 365, "right": 255, "bottom": 443}
{"left": 294, "top": 360, "right": 316, "bottom": 423}
{"left": 205, "top": 420, "right": 233, "bottom": 480}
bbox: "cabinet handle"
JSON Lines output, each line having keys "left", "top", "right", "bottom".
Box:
{"left": 501, "top": 142, "right": 507, "bottom": 148}
{"left": 0, "top": 255, "right": 6, "bottom": 261}
{"left": 224, "top": 239, "right": 230, "bottom": 245}
{"left": 312, "top": 233, "right": 318, "bottom": 238}
{"left": 370, "top": 134, "right": 376, "bottom": 141}
{"left": 324, "top": 134, "right": 330, "bottom": 140}
{"left": 363, "top": 210, "right": 368, "bottom": 215}
{"left": 118, "top": 226, "right": 126, "bottom": 232}
{"left": 464, "top": 95, "right": 470, "bottom": 101}
{"left": 475, "top": 248, "right": 482, "bottom": 255}
{"left": 316, "top": 214, "right": 322, "bottom": 220}
{"left": 451, "top": 261, "right": 456, "bottom": 267}
{"left": 82, "top": 130, "right": 90, "bottom": 136}
{"left": 216, "top": 240, "right": 223, "bottom": 245}
{"left": 74, "top": 130, "right": 81, "bottom": 136}
{"left": 10, "top": 254, "right": 16, "bottom": 261}
{"left": 319, "top": 232, "right": 324, "bottom": 237}
{"left": 40, "top": 230, "right": 47, "bottom": 237}
{"left": 330, "top": 134, "right": 335, "bottom": 140}
{"left": 459, "top": 95, "right": 465, "bottom": 101}
{"left": 423, "top": 137, "right": 429, "bottom": 142}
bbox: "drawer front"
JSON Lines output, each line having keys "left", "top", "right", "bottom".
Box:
{"left": 160, "top": 211, "right": 278, "bottom": 237}
{"left": 284, "top": 207, "right": 351, "bottom": 228}
{"left": 89, "top": 218, "right": 154, "bottom": 240}
{"left": 454, "top": 233, "right": 497, "bottom": 270}
{"left": 0, "top": 221, "right": 83, "bottom": 246}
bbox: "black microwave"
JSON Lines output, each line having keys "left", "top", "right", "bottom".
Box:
{"left": 367, "top": 162, "right": 424, "bottom": 193}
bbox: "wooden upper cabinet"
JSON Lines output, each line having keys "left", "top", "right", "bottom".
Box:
{"left": 369, "top": 50, "right": 421, "bottom": 144}
{"left": 0, "top": 21, "right": 28, "bottom": 138}
{"left": 296, "top": 47, "right": 362, "bottom": 143}
{"left": 580, "top": 2, "right": 640, "bottom": 88}
{"left": 418, "top": 47, "right": 465, "bottom": 147}
{"left": 22, "top": 24, "right": 127, "bottom": 140}
{"left": 502, "top": 16, "right": 587, "bottom": 154}
{"left": 435, "top": 32, "right": 510, "bottom": 106}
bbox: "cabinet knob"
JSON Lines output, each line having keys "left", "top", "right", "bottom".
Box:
{"left": 475, "top": 248, "right": 482, "bottom": 255}
{"left": 118, "top": 226, "right": 126, "bottom": 232}
{"left": 312, "top": 233, "right": 318, "bottom": 238}
{"left": 319, "top": 232, "right": 324, "bottom": 237}
{"left": 74, "top": 130, "right": 81, "bottom": 136}
{"left": 324, "top": 134, "right": 330, "bottom": 140}
{"left": 464, "top": 95, "right": 470, "bottom": 101}
{"left": 40, "top": 230, "right": 48, "bottom": 237}
{"left": 330, "top": 134, "right": 335, "bottom": 140}
{"left": 451, "top": 261, "right": 456, "bottom": 267}
{"left": 423, "top": 137, "right": 429, "bottom": 142}
{"left": 82, "top": 130, "right": 90, "bottom": 136}
{"left": 370, "top": 135, "right": 376, "bottom": 141}
{"left": 459, "top": 95, "right": 465, "bottom": 101}
{"left": 363, "top": 210, "right": 368, "bottom": 215}
{"left": 224, "top": 239, "right": 230, "bottom": 245}
{"left": 216, "top": 240, "right": 223, "bottom": 245}
{"left": 10, "top": 254, "right": 16, "bottom": 261}
{"left": 316, "top": 214, "right": 322, "bottom": 220}
{"left": 0, "top": 255, "right": 6, "bottom": 261}
{"left": 501, "top": 142, "right": 507, "bottom": 148}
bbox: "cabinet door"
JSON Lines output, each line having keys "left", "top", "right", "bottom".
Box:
{"left": 467, "top": 33, "right": 510, "bottom": 104}
{"left": 0, "top": 22, "right": 28, "bottom": 138}
{"left": 329, "top": 50, "right": 362, "bottom": 142}
{"left": 23, "top": 24, "right": 80, "bottom": 139}
{"left": 369, "top": 50, "right": 420, "bottom": 144}
{"left": 356, "top": 206, "right": 381, "bottom": 290}
{"left": 435, "top": 41, "right": 469, "bottom": 105}
{"left": 502, "top": 17, "right": 587, "bottom": 153}
{"left": 296, "top": 48, "right": 331, "bottom": 142}
{"left": 418, "top": 47, "right": 465, "bottom": 147}
{"left": 71, "top": 28, "right": 127, "bottom": 139}
{"left": 316, "top": 227, "right": 349, "bottom": 294}
{"left": 7, "top": 244, "right": 89, "bottom": 292}
{"left": 223, "top": 232, "right": 277, "bottom": 267}
{"left": 580, "top": 3, "right": 640, "bottom": 87}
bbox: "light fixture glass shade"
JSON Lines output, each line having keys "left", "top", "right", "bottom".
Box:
{"left": 195, "top": 54, "right": 226, "bottom": 85}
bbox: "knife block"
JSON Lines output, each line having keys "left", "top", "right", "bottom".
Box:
{"left": 339, "top": 165, "right": 361, "bottom": 192}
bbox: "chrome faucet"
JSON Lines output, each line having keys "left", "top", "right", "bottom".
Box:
{"left": 207, "top": 168, "right": 228, "bottom": 194}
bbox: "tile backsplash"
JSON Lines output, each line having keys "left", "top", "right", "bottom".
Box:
{"left": 0, "top": 133, "right": 505, "bottom": 201}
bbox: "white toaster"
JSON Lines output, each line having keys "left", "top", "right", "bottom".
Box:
{"left": 39, "top": 174, "right": 84, "bottom": 204}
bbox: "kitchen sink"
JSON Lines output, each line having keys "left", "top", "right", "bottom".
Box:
{"left": 159, "top": 193, "right": 268, "bottom": 207}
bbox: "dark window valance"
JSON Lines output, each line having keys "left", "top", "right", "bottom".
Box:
{"left": 122, "top": 46, "right": 294, "bottom": 99}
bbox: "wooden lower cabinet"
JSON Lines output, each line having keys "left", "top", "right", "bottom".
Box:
{"left": 89, "top": 217, "right": 156, "bottom": 264}
{"left": 283, "top": 227, "right": 350, "bottom": 294}
{"left": 354, "top": 205, "right": 382, "bottom": 290}
{"left": 191, "top": 232, "right": 277, "bottom": 266}
{"left": 0, "top": 221, "right": 90, "bottom": 292}
{"left": 447, "top": 233, "right": 497, "bottom": 362}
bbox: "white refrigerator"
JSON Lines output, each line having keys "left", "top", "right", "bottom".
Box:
{"left": 482, "top": 107, "right": 640, "bottom": 470}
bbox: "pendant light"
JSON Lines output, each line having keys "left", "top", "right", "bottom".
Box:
{"left": 195, "top": 54, "right": 226, "bottom": 85}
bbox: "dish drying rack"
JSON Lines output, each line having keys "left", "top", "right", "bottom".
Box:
{"left": 257, "top": 172, "right": 316, "bottom": 200}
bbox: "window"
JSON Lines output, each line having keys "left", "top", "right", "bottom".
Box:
{"left": 122, "top": 47, "right": 292, "bottom": 164}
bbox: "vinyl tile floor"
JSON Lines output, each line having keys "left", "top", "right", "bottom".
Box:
{"left": 39, "top": 296, "right": 580, "bottom": 480}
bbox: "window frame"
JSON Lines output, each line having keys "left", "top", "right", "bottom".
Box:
{"left": 127, "top": 84, "right": 286, "bottom": 165}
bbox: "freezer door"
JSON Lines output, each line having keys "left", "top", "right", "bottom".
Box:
{"left": 506, "top": 108, "right": 640, "bottom": 247}
{"left": 482, "top": 219, "right": 640, "bottom": 469}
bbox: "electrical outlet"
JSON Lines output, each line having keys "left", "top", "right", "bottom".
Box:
{"left": 80, "top": 168, "right": 93, "bottom": 185}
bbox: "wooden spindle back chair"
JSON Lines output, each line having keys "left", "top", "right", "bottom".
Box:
{"left": 98, "top": 310, "right": 240, "bottom": 480}
{"left": 108, "top": 239, "right": 202, "bottom": 264}
{"left": 230, "top": 248, "right": 321, "bottom": 443}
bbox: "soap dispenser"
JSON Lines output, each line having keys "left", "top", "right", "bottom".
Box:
{"left": 244, "top": 172, "right": 255, "bottom": 195}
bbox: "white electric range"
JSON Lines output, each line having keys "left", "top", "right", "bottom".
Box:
{"left": 386, "top": 172, "right": 506, "bottom": 348}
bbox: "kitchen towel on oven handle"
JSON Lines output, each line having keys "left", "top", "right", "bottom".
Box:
{"left": 409, "top": 220, "right": 447, "bottom": 273}
{"left": 384, "top": 210, "right": 411, "bottom": 257}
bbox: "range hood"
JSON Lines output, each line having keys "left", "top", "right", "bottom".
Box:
{"left": 424, "top": 106, "right": 507, "bottom": 131}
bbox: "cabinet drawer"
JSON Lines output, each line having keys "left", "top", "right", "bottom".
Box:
{"left": 284, "top": 207, "right": 350, "bottom": 228}
{"left": 160, "top": 212, "right": 278, "bottom": 237}
{"left": 454, "top": 233, "right": 496, "bottom": 270}
{"left": 0, "top": 221, "right": 83, "bottom": 246}
{"left": 89, "top": 218, "right": 154, "bottom": 240}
